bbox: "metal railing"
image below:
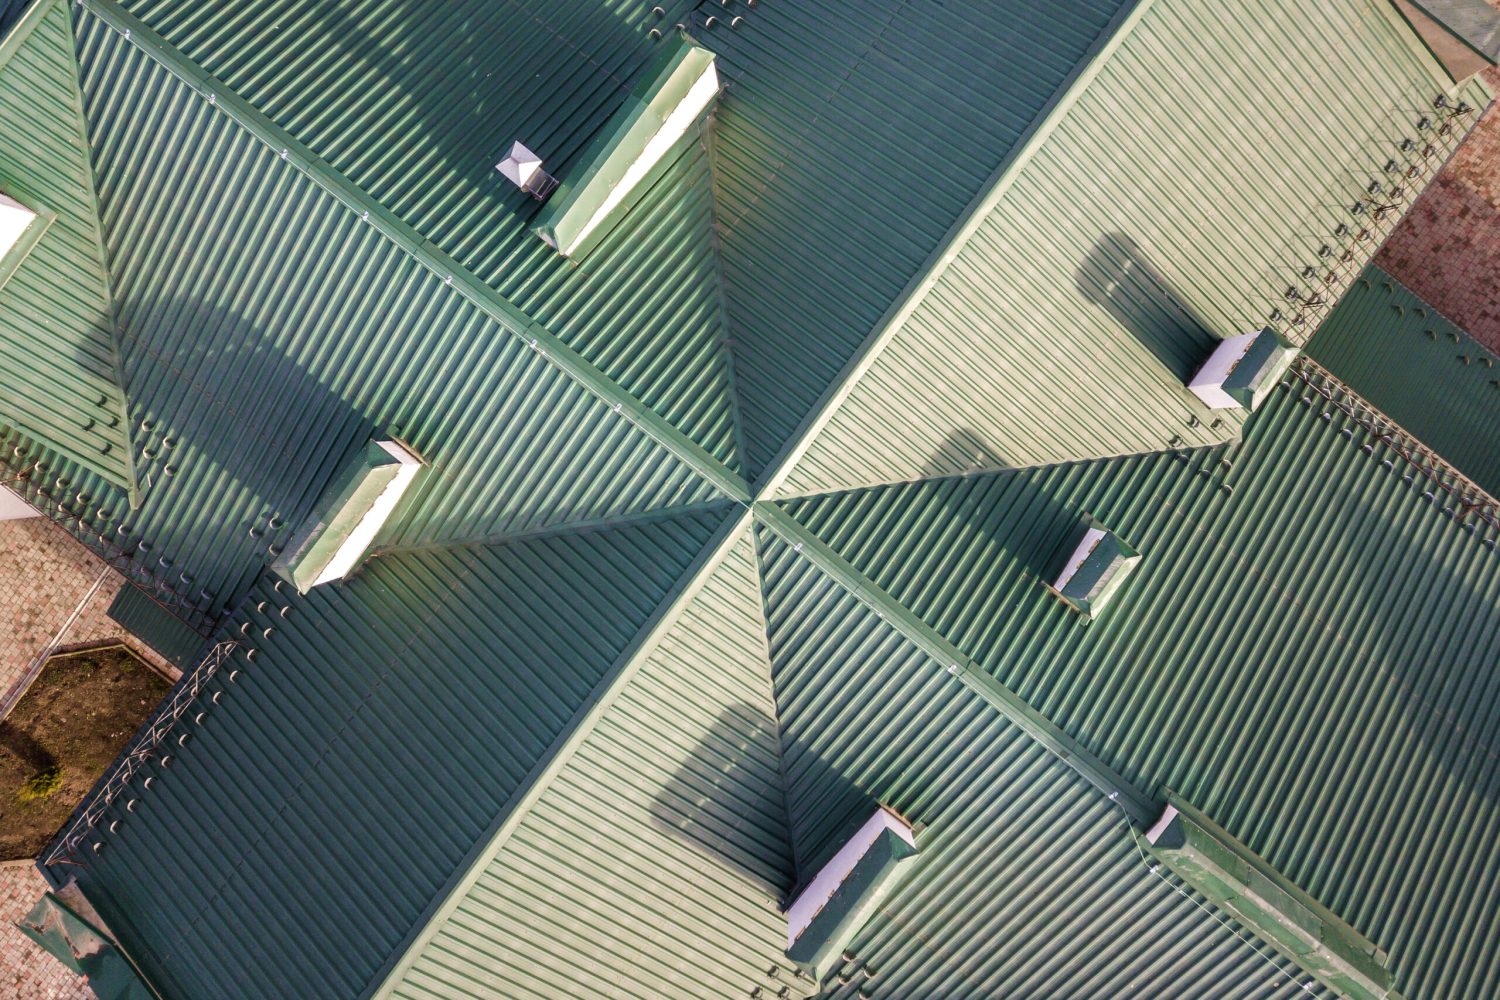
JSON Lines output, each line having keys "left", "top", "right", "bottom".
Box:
{"left": 44, "top": 639, "right": 240, "bottom": 867}
{"left": 1291, "top": 357, "right": 1500, "bottom": 533}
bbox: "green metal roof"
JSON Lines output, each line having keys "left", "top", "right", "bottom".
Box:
{"left": 106, "top": 583, "right": 209, "bottom": 668}
{"left": 0, "top": 0, "right": 134, "bottom": 491}
{"left": 17, "top": 1, "right": 1500, "bottom": 998}
{"left": 1309, "top": 265, "right": 1500, "bottom": 498}
{"left": 780, "top": 382, "right": 1500, "bottom": 999}
{"left": 772, "top": 0, "right": 1484, "bottom": 498}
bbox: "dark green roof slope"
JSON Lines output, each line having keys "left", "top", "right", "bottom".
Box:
{"left": 88, "top": 0, "right": 747, "bottom": 474}
{"left": 52, "top": 9, "right": 729, "bottom": 618}
{"left": 53, "top": 509, "right": 724, "bottom": 1000}
{"left": 755, "top": 523, "right": 1332, "bottom": 999}
{"left": 1310, "top": 265, "right": 1500, "bottom": 498}
{"left": 0, "top": 0, "right": 134, "bottom": 489}
{"left": 782, "top": 382, "right": 1500, "bottom": 1000}
{"left": 773, "top": 0, "right": 1483, "bottom": 496}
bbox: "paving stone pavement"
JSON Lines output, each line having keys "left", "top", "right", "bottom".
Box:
{"left": 0, "top": 864, "right": 92, "bottom": 1000}
{"left": 1378, "top": 55, "right": 1500, "bottom": 354}
{"left": 0, "top": 516, "right": 177, "bottom": 709}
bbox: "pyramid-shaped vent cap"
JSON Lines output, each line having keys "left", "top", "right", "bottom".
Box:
{"left": 496, "top": 141, "right": 558, "bottom": 200}
{"left": 1188, "top": 327, "right": 1298, "bottom": 411}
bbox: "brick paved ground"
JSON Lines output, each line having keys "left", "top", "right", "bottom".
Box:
{"left": 0, "top": 864, "right": 92, "bottom": 1000}
{"left": 0, "top": 516, "right": 177, "bottom": 710}
{"left": 1378, "top": 54, "right": 1500, "bottom": 353}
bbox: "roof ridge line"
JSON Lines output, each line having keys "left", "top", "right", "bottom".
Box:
{"left": 753, "top": 0, "right": 1159, "bottom": 497}
{"left": 361, "top": 506, "right": 756, "bottom": 1000}
{"left": 751, "top": 500, "right": 1160, "bottom": 826}
{"left": 76, "top": 0, "right": 751, "bottom": 504}
{"left": 0, "top": 0, "right": 139, "bottom": 499}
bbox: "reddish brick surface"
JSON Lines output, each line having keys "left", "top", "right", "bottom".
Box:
{"left": 1379, "top": 57, "right": 1500, "bottom": 353}
{"left": 0, "top": 864, "right": 91, "bottom": 1000}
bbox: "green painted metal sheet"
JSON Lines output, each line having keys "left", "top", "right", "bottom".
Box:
{"left": 753, "top": 523, "right": 1334, "bottom": 999}
{"left": 1309, "top": 265, "right": 1500, "bottom": 497}
{"left": 90, "top": 0, "right": 748, "bottom": 476}
{"left": 774, "top": 0, "right": 1479, "bottom": 498}
{"left": 54, "top": 10, "right": 727, "bottom": 621}
{"left": 709, "top": 0, "right": 1133, "bottom": 476}
{"left": 1410, "top": 0, "right": 1500, "bottom": 59}
{"left": 47, "top": 509, "right": 725, "bottom": 1000}
{"left": 383, "top": 525, "right": 800, "bottom": 1000}
{"left": 782, "top": 385, "right": 1500, "bottom": 999}
{"left": 106, "top": 583, "right": 208, "bottom": 668}
{"left": 0, "top": 0, "right": 134, "bottom": 490}
{"left": 18, "top": 893, "right": 155, "bottom": 1000}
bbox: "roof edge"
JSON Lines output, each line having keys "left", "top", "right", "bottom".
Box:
{"left": 754, "top": 0, "right": 1158, "bottom": 497}
{"left": 77, "top": 0, "right": 750, "bottom": 504}
{"left": 362, "top": 506, "right": 756, "bottom": 1000}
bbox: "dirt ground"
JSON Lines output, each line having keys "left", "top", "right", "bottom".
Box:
{"left": 0, "top": 647, "right": 170, "bottom": 861}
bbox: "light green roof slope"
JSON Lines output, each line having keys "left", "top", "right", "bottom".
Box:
{"left": 782, "top": 380, "right": 1500, "bottom": 1000}
{"left": 90, "top": 0, "right": 747, "bottom": 474}
{"left": 0, "top": 0, "right": 134, "bottom": 490}
{"left": 755, "top": 521, "right": 1333, "bottom": 998}
{"left": 773, "top": 0, "right": 1487, "bottom": 497}
{"left": 52, "top": 509, "right": 725, "bottom": 1000}
{"left": 383, "top": 524, "right": 798, "bottom": 1000}
{"left": 1309, "top": 264, "right": 1500, "bottom": 498}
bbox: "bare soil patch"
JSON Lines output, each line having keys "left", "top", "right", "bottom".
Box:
{"left": 0, "top": 646, "right": 170, "bottom": 860}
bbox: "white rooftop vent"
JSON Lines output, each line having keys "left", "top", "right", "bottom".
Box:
{"left": 0, "top": 194, "right": 37, "bottom": 259}
{"left": 1187, "top": 327, "right": 1298, "bottom": 411}
{"left": 496, "top": 141, "right": 558, "bottom": 201}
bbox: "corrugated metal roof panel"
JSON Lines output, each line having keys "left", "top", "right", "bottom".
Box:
{"left": 0, "top": 0, "right": 134, "bottom": 489}
{"left": 93, "top": 0, "right": 746, "bottom": 472}
{"left": 1309, "top": 264, "right": 1500, "bottom": 497}
{"left": 387, "top": 526, "right": 797, "bottom": 1000}
{"left": 65, "top": 11, "right": 726, "bottom": 614}
{"left": 782, "top": 385, "right": 1500, "bottom": 1000}
{"left": 775, "top": 0, "right": 1488, "bottom": 497}
{"left": 105, "top": 582, "right": 209, "bottom": 667}
{"left": 754, "top": 521, "right": 1333, "bottom": 1000}
{"left": 54, "top": 508, "right": 724, "bottom": 1000}
{"left": 709, "top": 0, "right": 1132, "bottom": 475}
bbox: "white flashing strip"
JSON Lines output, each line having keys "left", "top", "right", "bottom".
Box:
{"left": 313, "top": 441, "right": 422, "bottom": 587}
{"left": 1054, "top": 527, "right": 1107, "bottom": 592}
{"left": 785, "top": 808, "right": 915, "bottom": 948}
{"left": 1144, "top": 803, "right": 1180, "bottom": 846}
{"left": 558, "top": 60, "right": 719, "bottom": 256}
{"left": 0, "top": 194, "right": 37, "bottom": 258}
{"left": 1188, "top": 332, "right": 1258, "bottom": 409}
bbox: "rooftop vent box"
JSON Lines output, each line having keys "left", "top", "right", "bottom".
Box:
{"left": 0, "top": 190, "right": 52, "bottom": 297}
{"left": 272, "top": 439, "right": 422, "bottom": 594}
{"left": 496, "top": 141, "right": 558, "bottom": 201}
{"left": 533, "top": 31, "right": 719, "bottom": 259}
{"left": 1049, "top": 517, "right": 1141, "bottom": 619}
{"left": 784, "top": 807, "right": 919, "bottom": 982}
{"left": 1188, "top": 327, "right": 1298, "bottom": 411}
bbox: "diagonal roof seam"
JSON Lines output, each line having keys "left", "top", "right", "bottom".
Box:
{"left": 751, "top": 499, "right": 1161, "bottom": 826}
{"left": 75, "top": 0, "right": 752, "bottom": 505}
{"left": 754, "top": 0, "right": 1493, "bottom": 498}
{"left": 753, "top": 0, "right": 1156, "bottom": 496}
{"left": 363, "top": 506, "right": 756, "bottom": 1000}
